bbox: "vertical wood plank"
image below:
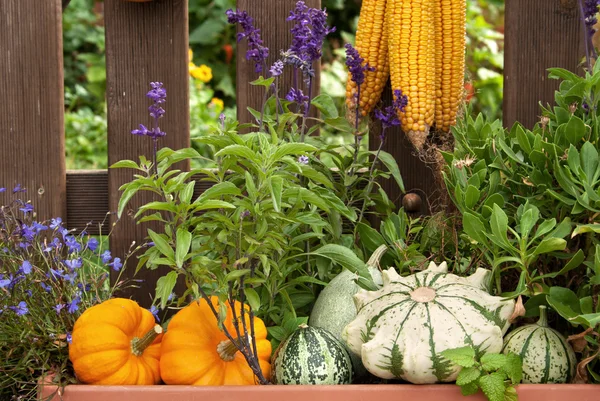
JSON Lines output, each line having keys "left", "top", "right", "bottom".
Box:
{"left": 370, "top": 83, "right": 438, "bottom": 217}
{"left": 236, "top": 0, "right": 321, "bottom": 125}
{"left": 0, "top": 0, "right": 66, "bottom": 221}
{"left": 105, "top": 0, "right": 189, "bottom": 306}
{"left": 503, "top": 0, "right": 583, "bottom": 129}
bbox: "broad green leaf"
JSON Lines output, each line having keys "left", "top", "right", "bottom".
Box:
{"left": 110, "top": 160, "right": 140, "bottom": 169}
{"left": 310, "top": 244, "right": 377, "bottom": 291}
{"left": 243, "top": 288, "right": 261, "bottom": 311}
{"left": 117, "top": 185, "right": 139, "bottom": 219}
{"left": 269, "top": 176, "right": 283, "bottom": 213}
{"left": 215, "top": 144, "right": 260, "bottom": 163}
{"left": 532, "top": 218, "right": 557, "bottom": 240}
{"left": 460, "top": 382, "right": 479, "bottom": 396}
{"left": 245, "top": 171, "right": 258, "bottom": 202}
{"left": 135, "top": 201, "right": 178, "bottom": 219}
{"left": 479, "top": 372, "right": 507, "bottom": 401}
{"left": 271, "top": 143, "right": 317, "bottom": 162}
{"left": 374, "top": 150, "right": 405, "bottom": 193}
{"left": 155, "top": 271, "right": 178, "bottom": 310}
{"left": 195, "top": 182, "right": 241, "bottom": 202}
{"left": 180, "top": 181, "right": 195, "bottom": 204}
{"left": 311, "top": 94, "right": 339, "bottom": 119}
{"left": 175, "top": 228, "right": 192, "bottom": 268}
{"left": 547, "top": 286, "right": 581, "bottom": 320}
{"left": 490, "top": 204, "right": 515, "bottom": 251}
{"left": 535, "top": 249, "right": 584, "bottom": 280}
{"left": 465, "top": 185, "right": 481, "bottom": 209}
{"left": 530, "top": 237, "right": 566, "bottom": 256}
{"left": 572, "top": 223, "right": 600, "bottom": 238}
{"left": 193, "top": 200, "right": 236, "bottom": 211}
{"left": 249, "top": 76, "right": 275, "bottom": 87}
{"left": 504, "top": 386, "right": 518, "bottom": 401}
{"left": 462, "top": 212, "right": 489, "bottom": 246}
{"left": 147, "top": 229, "right": 174, "bottom": 262}
{"left": 519, "top": 206, "right": 539, "bottom": 240}
{"left": 440, "top": 346, "right": 476, "bottom": 368}
{"left": 565, "top": 115, "right": 586, "bottom": 145}
{"left": 300, "top": 166, "right": 334, "bottom": 189}
{"left": 224, "top": 269, "right": 251, "bottom": 282}
{"left": 324, "top": 117, "right": 354, "bottom": 133}
{"left": 570, "top": 313, "right": 600, "bottom": 328}
{"left": 356, "top": 222, "right": 386, "bottom": 253}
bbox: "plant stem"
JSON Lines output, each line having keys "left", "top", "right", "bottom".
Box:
{"left": 259, "top": 86, "right": 270, "bottom": 131}
{"left": 130, "top": 325, "right": 162, "bottom": 356}
{"left": 299, "top": 76, "right": 313, "bottom": 143}
{"left": 356, "top": 129, "right": 386, "bottom": 225}
{"left": 578, "top": 0, "right": 594, "bottom": 72}
{"left": 350, "top": 86, "right": 362, "bottom": 177}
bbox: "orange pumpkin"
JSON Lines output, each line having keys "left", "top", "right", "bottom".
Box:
{"left": 160, "top": 296, "right": 271, "bottom": 385}
{"left": 69, "top": 298, "right": 162, "bottom": 385}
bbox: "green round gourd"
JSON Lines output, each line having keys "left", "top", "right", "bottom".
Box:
{"left": 502, "top": 305, "right": 576, "bottom": 384}
{"left": 309, "top": 267, "right": 382, "bottom": 377}
{"left": 272, "top": 325, "right": 353, "bottom": 385}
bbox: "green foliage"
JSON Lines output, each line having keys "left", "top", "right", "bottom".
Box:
{"left": 441, "top": 346, "right": 523, "bottom": 401}
{"left": 65, "top": 106, "right": 108, "bottom": 169}
{"left": 445, "top": 62, "right": 600, "bottom": 380}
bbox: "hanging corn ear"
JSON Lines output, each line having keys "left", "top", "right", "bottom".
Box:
{"left": 346, "top": 0, "right": 389, "bottom": 119}
{"left": 388, "top": 0, "right": 436, "bottom": 151}
{"left": 434, "top": 0, "right": 466, "bottom": 132}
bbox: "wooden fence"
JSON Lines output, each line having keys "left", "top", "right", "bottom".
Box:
{"left": 0, "top": 0, "right": 585, "bottom": 305}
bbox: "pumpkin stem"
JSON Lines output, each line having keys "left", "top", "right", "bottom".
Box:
{"left": 217, "top": 336, "right": 246, "bottom": 361}
{"left": 537, "top": 305, "right": 549, "bottom": 327}
{"left": 131, "top": 325, "right": 162, "bottom": 356}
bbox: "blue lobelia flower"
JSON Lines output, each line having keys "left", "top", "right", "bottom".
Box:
{"left": 21, "top": 260, "right": 32, "bottom": 275}
{"left": 67, "top": 296, "right": 81, "bottom": 314}
{"left": 101, "top": 250, "right": 112, "bottom": 264}
{"left": 109, "top": 257, "right": 123, "bottom": 272}
{"left": 10, "top": 301, "right": 28, "bottom": 316}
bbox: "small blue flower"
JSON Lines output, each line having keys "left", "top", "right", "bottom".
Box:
{"left": 54, "top": 303, "right": 66, "bottom": 314}
{"left": 149, "top": 305, "right": 160, "bottom": 322}
{"left": 66, "top": 332, "right": 73, "bottom": 344}
{"left": 0, "top": 187, "right": 5, "bottom": 193}
{"left": 298, "top": 155, "right": 310, "bottom": 165}
{"left": 25, "top": 290, "right": 32, "bottom": 297}
{"left": 167, "top": 292, "right": 175, "bottom": 302}
{"left": 64, "top": 235, "right": 82, "bottom": 254}
{"left": 21, "top": 260, "right": 32, "bottom": 275}
{"left": 49, "top": 268, "right": 64, "bottom": 279}
{"left": 101, "top": 250, "right": 112, "bottom": 264}
{"left": 49, "top": 217, "right": 63, "bottom": 230}
{"left": 40, "top": 282, "right": 52, "bottom": 293}
{"left": 109, "top": 257, "right": 123, "bottom": 272}
{"left": 13, "top": 184, "right": 26, "bottom": 193}
{"left": 64, "top": 258, "right": 82, "bottom": 271}
{"left": 10, "top": 301, "right": 28, "bottom": 316}
{"left": 19, "top": 202, "right": 33, "bottom": 214}
{"left": 31, "top": 221, "right": 48, "bottom": 234}
{"left": 87, "top": 237, "right": 99, "bottom": 252}
{"left": 0, "top": 275, "right": 10, "bottom": 288}
{"left": 67, "top": 296, "right": 81, "bottom": 314}
{"left": 63, "top": 271, "right": 78, "bottom": 285}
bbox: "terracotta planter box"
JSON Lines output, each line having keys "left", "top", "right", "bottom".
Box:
{"left": 38, "top": 383, "right": 599, "bottom": 401}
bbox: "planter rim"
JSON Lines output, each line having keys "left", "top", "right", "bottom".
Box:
{"left": 38, "top": 383, "right": 600, "bottom": 401}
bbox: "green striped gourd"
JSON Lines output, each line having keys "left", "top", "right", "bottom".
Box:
{"left": 342, "top": 261, "right": 515, "bottom": 384}
{"left": 273, "top": 325, "right": 353, "bottom": 385}
{"left": 502, "top": 305, "right": 576, "bottom": 383}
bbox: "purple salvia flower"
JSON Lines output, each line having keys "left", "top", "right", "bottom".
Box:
{"left": 286, "top": 87, "right": 309, "bottom": 107}
{"left": 270, "top": 60, "right": 284, "bottom": 77}
{"left": 345, "top": 44, "right": 375, "bottom": 88}
{"left": 374, "top": 90, "right": 408, "bottom": 140}
{"left": 131, "top": 82, "right": 167, "bottom": 140}
{"left": 583, "top": 0, "right": 600, "bottom": 37}
{"left": 219, "top": 113, "right": 226, "bottom": 129}
{"left": 226, "top": 9, "right": 269, "bottom": 73}
{"left": 147, "top": 82, "right": 166, "bottom": 103}
{"left": 131, "top": 124, "right": 150, "bottom": 136}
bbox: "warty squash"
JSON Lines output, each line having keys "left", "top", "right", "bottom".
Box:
{"left": 343, "top": 261, "right": 515, "bottom": 384}
{"left": 69, "top": 298, "right": 163, "bottom": 385}
{"left": 160, "top": 296, "right": 271, "bottom": 385}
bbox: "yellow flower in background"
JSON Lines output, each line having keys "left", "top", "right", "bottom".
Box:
{"left": 188, "top": 49, "right": 196, "bottom": 72}
{"left": 210, "top": 97, "right": 224, "bottom": 111}
{"left": 190, "top": 64, "right": 213, "bottom": 83}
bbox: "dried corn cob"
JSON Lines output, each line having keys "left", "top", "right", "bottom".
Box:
{"left": 346, "top": 0, "right": 390, "bottom": 119}
{"left": 388, "top": 0, "right": 436, "bottom": 150}
{"left": 434, "top": 0, "right": 466, "bottom": 132}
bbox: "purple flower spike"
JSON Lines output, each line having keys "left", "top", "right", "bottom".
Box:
{"left": 147, "top": 82, "right": 166, "bottom": 104}
{"left": 374, "top": 90, "right": 408, "bottom": 139}
{"left": 226, "top": 9, "right": 269, "bottom": 73}
{"left": 270, "top": 60, "right": 284, "bottom": 77}
{"left": 345, "top": 44, "right": 375, "bottom": 88}
{"left": 286, "top": 87, "right": 309, "bottom": 107}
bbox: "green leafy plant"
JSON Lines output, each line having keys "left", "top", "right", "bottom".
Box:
{"left": 441, "top": 346, "right": 523, "bottom": 401}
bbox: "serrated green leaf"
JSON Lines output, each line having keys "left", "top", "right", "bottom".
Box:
{"left": 460, "top": 382, "right": 480, "bottom": 396}
{"left": 504, "top": 386, "right": 518, "bottom": 401}
{"left": 310, "top": 244, "right": 377, "bottom": 291}
{"left": 456, "top": 366, "right": 482, "bottom": 385}
{"left": 441, "top": 346, "right": 476, "bottom": 368}
{"left": 479, "top": 372, "right": 507, "bottom": 401}
{"left": 480, "top": 353, "right": 508, "bottom": 372}
{"left": 214, "top": 144, "right": 260, "bottom": 163}
{"left": 500, "top": 353, "right": 523, "bottom": 384}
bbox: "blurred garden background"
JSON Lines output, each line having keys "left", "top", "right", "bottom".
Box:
{"left": 63, "top": 0, "right": 504, "bottom": 170}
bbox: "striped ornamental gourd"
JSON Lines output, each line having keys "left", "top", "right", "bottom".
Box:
{"left": 342, "top": 261, "right": 515, "bottom": 384}
{"left": 502, "top": 305, "right": 576, "bottom": 384}
{"left": 346, "top": 0, "right": 467, "bottom": 150}
{"left": 273, "top": 325, "right": 353, "bottom": 385}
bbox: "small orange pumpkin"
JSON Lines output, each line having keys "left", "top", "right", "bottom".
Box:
{"left": 69, "top": 298, "right": 162, "bottom": 385}
{"left": 160, "top": 296, "right": 271, "bottom": 385}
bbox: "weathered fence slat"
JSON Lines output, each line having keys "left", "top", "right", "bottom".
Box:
{"left": 236, "top": 0, "right": 321, "bottom": 125}
{"left": 503, "top": 0, "right": 583, "bottom": 129}
{"left": 0, "top": 0, "right": 66, "bottom": 221}
{"left": 104, "top": 0, "right": 190, "bottom": 305}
